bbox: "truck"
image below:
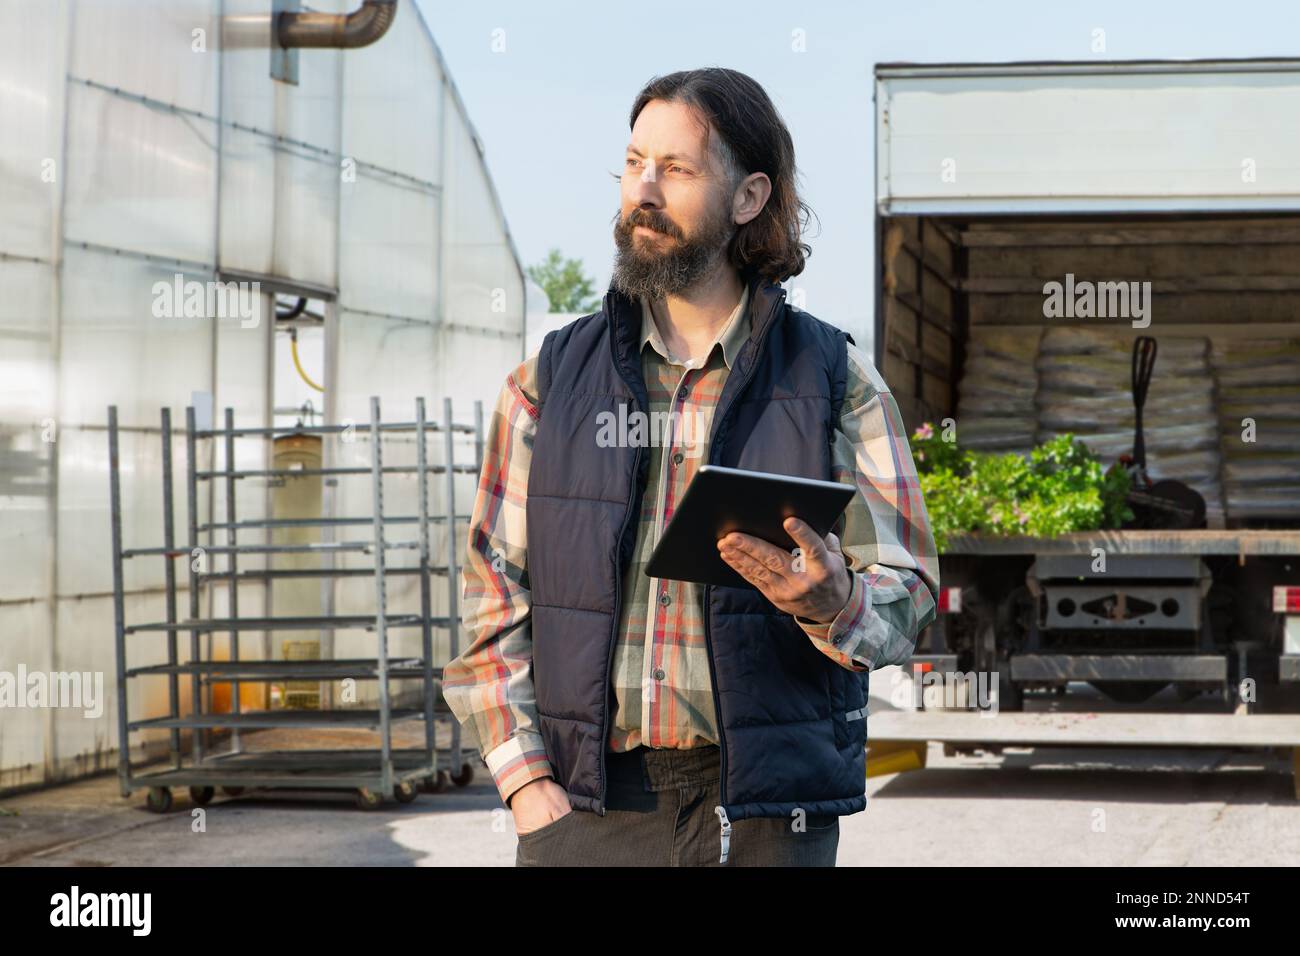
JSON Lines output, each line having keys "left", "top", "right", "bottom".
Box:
{"left": 869, "top": 58, "right": 1300, "bottom": 797}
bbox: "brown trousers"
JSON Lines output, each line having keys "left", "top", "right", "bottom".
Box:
{"left": 515, "top": 744, "right": 839, "bottom": 867}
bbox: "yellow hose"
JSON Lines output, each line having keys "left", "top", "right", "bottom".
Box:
{"left": 290, "top": 331, "right": 325, "bottom": 392}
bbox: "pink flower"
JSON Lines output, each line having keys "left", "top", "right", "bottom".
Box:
{"left": 916, "top": 422, "right": 934, "bottom": 440}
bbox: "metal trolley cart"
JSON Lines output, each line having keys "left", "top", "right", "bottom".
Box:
{"left": 107, "top": 396, "right": 484, "bottom": 811}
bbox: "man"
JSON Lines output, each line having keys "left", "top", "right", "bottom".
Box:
{"left": 443, "top": 67, "right": 938, "bottom": 867}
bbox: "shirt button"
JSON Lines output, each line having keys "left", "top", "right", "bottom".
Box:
{"left": 672, "top": 451, "right": 684, "bottom": 465}
{"left": 653, "top": 668, "right": 666, "bottom": 681}
{"left": 677, "top": 386, "right": 688, "bottom": 400}
{"left": 659, "top": 591, "right": 671, "bottom": 606}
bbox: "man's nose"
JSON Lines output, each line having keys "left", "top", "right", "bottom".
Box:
{"left": 627, "top": 164, "right": 664, "bottom": 206}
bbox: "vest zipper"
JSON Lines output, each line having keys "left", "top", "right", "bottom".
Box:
{"left": 603, "top": 290, "right": 650, "bottom": 816}
{"left": 701, "top": 282, "right": 786, "bottom": 864}
{"left": 702, "top": 585, "right": 731, "bottom": 863}
{"left": 715, "top": 804, "right": 732, "bottom": 864}
{"left": 600, "top": 289, "right": 645, "bottom": 817}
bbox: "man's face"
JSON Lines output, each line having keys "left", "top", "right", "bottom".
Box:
{"left": 611, "top": 99, "right": 738, "bottom": 300}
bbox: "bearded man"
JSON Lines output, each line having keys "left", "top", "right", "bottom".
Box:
{"left": 444, "top": 67, "right": 938, "bottom": 867}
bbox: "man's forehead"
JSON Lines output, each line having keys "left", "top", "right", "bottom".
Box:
{"left": 627, "top": 101, "right": 714, "bottom": 162}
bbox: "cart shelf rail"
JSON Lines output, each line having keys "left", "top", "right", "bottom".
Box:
{"left": 108, "top": 395, "right": 484, "bottom": 812}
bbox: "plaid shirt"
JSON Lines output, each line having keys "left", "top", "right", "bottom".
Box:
{"left": 442, "top": 288, "right": 939, "bottom": 806}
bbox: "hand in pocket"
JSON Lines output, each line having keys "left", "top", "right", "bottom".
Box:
{"left": 511, "top": 776, "right": 573, "bottom": 836}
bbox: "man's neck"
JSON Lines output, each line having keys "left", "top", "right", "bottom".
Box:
{"left": 647, "top": 262, "right": 745, "bottom": 364}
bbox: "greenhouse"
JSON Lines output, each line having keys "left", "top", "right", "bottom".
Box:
{"left": 0, "top": 0, "right": 525, "bottom": 791}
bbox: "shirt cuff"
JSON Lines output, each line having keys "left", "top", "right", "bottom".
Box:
{"left": 797, "top": 570, "right": 872, "bottom": 671}
{"left": 484, "top": 732, "right": 554, "bottom": 807}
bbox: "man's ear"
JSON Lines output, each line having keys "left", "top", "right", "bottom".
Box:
{"left": 733, "top": 171, "right": 772, "bottom": 226}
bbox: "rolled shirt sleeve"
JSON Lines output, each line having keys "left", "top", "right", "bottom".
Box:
{"left": 796, "top": 341, "right": 940, "bottom": 671}
{"left": 441, "top": 354, "right": 555, "bottom": 807}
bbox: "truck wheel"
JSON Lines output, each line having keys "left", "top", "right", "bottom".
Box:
{"left": 990, "top": 587, "right": 1028, "bottom": 712}
{"left": 1088, "top": 681, "right": 1168, "bottom": 704}
{"left": 1221, "top": 679, "right": 1242, "bottom": 712}
{"left": 995, "top": 670, "right": 1024, "bottom": 711}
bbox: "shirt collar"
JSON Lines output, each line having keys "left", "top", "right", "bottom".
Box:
{"left": 639, "top": 284, "right": 751, "bottom": 370}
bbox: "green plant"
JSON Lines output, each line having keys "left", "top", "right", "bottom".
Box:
{"left": 911, "top": 421, "right": 968, "bottom": 475}
{"left": 911, "top": 425, "right": 1134, "bottom": 551}
{"left": 527, "top": 249, "right": 601, "bottom": 313}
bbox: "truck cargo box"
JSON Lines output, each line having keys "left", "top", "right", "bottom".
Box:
{"left": 870, "top": 61, "right": 1300, "bottom": 784}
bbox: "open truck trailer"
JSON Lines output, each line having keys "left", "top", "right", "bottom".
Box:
{"left": 869, "top": 59, "right": 1300, "bottom": 796}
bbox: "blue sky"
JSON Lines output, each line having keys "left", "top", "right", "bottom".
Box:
{"left": 416, "top": 0, "right": 1298, "bottom": 346}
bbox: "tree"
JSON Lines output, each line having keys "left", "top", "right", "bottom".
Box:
{"left": 527, "top": 248, "right": 601, "bottom": 313}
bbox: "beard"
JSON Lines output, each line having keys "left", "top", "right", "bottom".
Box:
{"left": 610, "top": 201, "right": 735, "bottom": 300}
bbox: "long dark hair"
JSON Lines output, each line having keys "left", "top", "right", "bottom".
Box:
{"left": 629, "top": 68, "right": 814, "bottom": 283}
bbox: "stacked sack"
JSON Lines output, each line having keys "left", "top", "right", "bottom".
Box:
{"left": 954, "top": 327, "right": 1042, "bottom": 455}
{"left": 1209, "top": 338, "right": 1300, "bottom": 519}
{"left": 1034, "top": 327, "right": 1225, "bottom": 525}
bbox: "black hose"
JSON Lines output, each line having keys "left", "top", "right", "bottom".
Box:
{"left": 276, "top": 296, "right": 307, "bottom": 321}
{"left": 1130, "top": 335, "right": 1157, "bottom": 472}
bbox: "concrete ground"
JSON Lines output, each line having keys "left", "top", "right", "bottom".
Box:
{"left": 4, "top": 670, "right": 1298, "bottom": 866}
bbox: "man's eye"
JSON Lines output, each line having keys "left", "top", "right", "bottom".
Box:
{"left": 625, "top": 158, "right": 641, "bottom": 168}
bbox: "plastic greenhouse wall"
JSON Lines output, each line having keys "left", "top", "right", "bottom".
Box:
{"left": 0, "top": 0, "right": 526, "bottom": 791}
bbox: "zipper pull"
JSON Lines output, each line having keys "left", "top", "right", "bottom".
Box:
{"left": 715, "top": 806, "right": 732, "bottom": 864}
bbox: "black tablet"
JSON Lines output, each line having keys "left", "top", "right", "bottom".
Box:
{"left": 644, "top": 464, "right": 856, "bottom": 589}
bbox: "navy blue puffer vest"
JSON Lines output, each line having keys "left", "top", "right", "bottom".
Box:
{"left": 527, "top": 273, "right": 868, "bottom": 862}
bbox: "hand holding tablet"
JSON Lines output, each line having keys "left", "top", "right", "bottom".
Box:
{"left": 644, "top": 464, "right": 855, "bottom": 594}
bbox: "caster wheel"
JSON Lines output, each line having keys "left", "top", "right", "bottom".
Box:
{"left": 189, "top": 786, "right": 215, "bottom": 806}
{"left": 451, "top": 763, "right": 475, "bottom": 787}
{"left": 221, "top": 786, "right": 245, "bottom": 797}
{"left": 145, "top": 787, "right": 173, "bottom": 813}
{"left": 393, "top": 781, "right": 419, "bottom": 804}
{"left": 420, "top": 770, "right": 450, "bottom": 794}
{"left": 354, "top": 788, "right": 383, "bottom": 811}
